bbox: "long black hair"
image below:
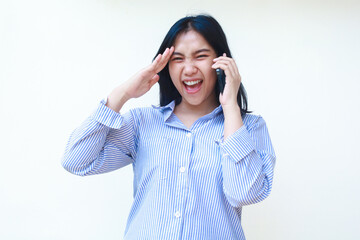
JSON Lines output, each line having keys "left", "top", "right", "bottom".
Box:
{"left": 155, "top": 14, "right": 250, "bottom": 116}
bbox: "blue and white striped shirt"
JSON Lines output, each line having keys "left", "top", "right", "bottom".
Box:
{"left": 62, "top": 100, "right": 276, "bottom": 239}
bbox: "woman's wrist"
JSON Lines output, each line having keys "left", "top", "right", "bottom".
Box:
{"left": 106, "top": 85, "right": 132, "bottom": 112}
{"left": 222, "top": 104, "right": 243, "bottom": 140}
{"left": 222, "top": 101, "right": 240, "bottom": 114}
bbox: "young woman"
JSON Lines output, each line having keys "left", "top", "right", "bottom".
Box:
{"left": 63, "top": 15, "right": 276, "bottom": 239}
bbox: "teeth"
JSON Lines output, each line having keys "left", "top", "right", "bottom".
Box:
{"left": 184, "top": 80, "right": 202, "bottom": 86}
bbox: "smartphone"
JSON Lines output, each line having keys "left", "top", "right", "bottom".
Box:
{"left": 216, "top": 68, "right": 225, "bottom": 93}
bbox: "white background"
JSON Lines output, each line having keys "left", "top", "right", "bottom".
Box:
{"left": 1, "top": 0, "right": 359, "bottom": 239}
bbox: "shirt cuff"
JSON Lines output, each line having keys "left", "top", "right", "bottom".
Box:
{"left": 219, "top": 125, "right": 256, "bottom": 163}
{"left": 91, "top": 99, "right": 124, "bottom": 129}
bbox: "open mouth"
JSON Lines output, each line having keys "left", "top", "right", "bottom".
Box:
{"left": 183, "top": 80, "right": 203, "bottom": 94}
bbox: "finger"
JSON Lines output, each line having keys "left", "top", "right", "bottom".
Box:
{"left": 213, "top": 58, "right": 236, "bottom": 73}
{"left": 150, "top": 56, "right": 167, "bottom": 74}
{"left": 163, "top": 46, "right": 174, "bottom": 58}
{"left": 226, "top": 57, "right": 240, "bottom": 77}
{"left": 213, "top": 56, "right": 233, "bottom": 65}
{"left": 223, "top": 56, "right": 240, "bottom": 76}
{"left": 155, "top": 48, "right": 169, "bottom": 66}
{"left": 152, "top": 53, "right": 162, "bottom": 67}
{"left": 168, "top": 46, "right": 175, "bottom": 57}
{"left": 155, "top": 47, "right": 174, "bottom": 72}
{"left": 212, "top": 62, "right": 240, "bottom": 84}
{"left": 212, "top": 60, "right": 235, "bottom": 75}
{"left": 213, "top": 54, "right": 229, "bottom": 62}
{"left": 213, "top": 58, "right": 239, "bottom": 78}
{"left": 152, "top": 47, "right": 171, "bottom": 68}
{"left": 162, "top": 47, "right": 170, "bottom": 58}
{"left": 161, "top": 46, "right": 174, "bottom": 63}
{"left": 226, "top": 60, "right": 239, "bottom": 78}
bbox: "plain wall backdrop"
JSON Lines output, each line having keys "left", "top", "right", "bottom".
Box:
{"left": 1, "top": 0, "right": 359, "bottom": 239}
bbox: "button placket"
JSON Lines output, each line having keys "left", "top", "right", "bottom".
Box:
{"left": 173, "top": 131, "right": 192, "bottom": 222}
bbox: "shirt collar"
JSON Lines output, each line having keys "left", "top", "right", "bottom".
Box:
{"left": 202, "top": 104, "right": 223, "bottom": 120}
{"left": 151, "top": 101, "right": 176, "bottom": 122}
{"left": 152, "top": 101, "right": 223, "bottom": 122}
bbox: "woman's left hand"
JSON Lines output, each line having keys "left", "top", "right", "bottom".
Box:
{"left": 212, "top": 53, "right": 241, "bottom": 109}
{"left": 212, "top": 54, "right": 243, "bottom": 139}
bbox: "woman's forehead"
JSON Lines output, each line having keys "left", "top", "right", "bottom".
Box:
{"left": 173, "top": 30, "right": 214, "bottom": 53}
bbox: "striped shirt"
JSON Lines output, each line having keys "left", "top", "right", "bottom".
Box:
{"left": 62, "top": 99, "right": 276, "bottom": 239}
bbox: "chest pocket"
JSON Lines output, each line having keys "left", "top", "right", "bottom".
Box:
{"left": 135, "top": 136, "right": 173, "bottom": 181}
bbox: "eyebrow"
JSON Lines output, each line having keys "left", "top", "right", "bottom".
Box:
{"left": 172, "top": 48, "right": 211, "bottom": 56}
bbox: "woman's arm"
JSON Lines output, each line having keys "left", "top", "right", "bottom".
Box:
{"left": 212, "top": 53, "right": 243, "bottom": 140}
{"left": 62, "top": 47, "right": 174, "bottom": 176}
{"left": 106, "top": 47, "right": 174, "bottom": 112}
{"left": 212, "top": 54, "right": 275, "bottom": 207}
{"left": 219, "top": 116, "right": 276, "bottom": 207}
{"left": 62, "top": 102, "right": 138, "bottom": 176}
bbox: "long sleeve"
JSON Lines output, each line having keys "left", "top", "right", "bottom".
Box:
{"left": 219, "top": 115, "right": 276, "bottom": 208}
{"left": 62, "top": 100, "right": 138, "bottom": 176}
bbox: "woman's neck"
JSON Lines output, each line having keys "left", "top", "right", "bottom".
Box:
{"left": 173, "top": 98, "right": 219, "bottom": 129}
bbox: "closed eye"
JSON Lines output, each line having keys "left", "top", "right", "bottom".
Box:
{"left": 171, "top": 57, "right": 183, "bottom": 61}
{"left": 196, "top": 55, "right": 208, "bottom": 59}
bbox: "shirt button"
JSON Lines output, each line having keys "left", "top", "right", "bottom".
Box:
{"left": 179, "top": 167, "right": 186, "bottom": 173}
{"left": 186, "top": 132, "right": 191, "bottom": 138}
{"left": 174, "top": 211, "right": 181, "bottom": 218}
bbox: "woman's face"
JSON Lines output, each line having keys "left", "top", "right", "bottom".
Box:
{"left": 169, "top": 30, "right": 218, "bottom": 110}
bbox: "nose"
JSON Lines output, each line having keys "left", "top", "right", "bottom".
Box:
{"left": 183, "top": 59, "right": 198, "bottom": 76}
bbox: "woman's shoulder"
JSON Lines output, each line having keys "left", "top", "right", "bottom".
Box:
{"left": 128, "top": 105, "right": 168, "bottom": 122}
{"left": 243, "top": 113, "right": 267, "bottom": 130}
{"left": 129, "top": 101, "right": 174, "bottom": 118}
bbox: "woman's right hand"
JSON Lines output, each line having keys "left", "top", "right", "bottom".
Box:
{"left": 106, "top": 46, "right": 174, "bottom": 112}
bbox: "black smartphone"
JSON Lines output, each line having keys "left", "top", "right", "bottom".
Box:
{"left": 216, "top": 68, "right": 225, "bottom": 93}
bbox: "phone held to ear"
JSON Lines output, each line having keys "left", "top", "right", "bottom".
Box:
{"left": 216, "top": 68, "right": 225, "bottom": 93}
